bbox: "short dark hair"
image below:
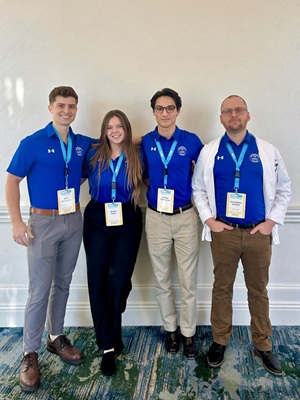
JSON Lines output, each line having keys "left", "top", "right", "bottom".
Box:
{"left": 49, "top": 86, "right": 78, "bottom": 105}
{"left": 150, "top": 88, "right": 182, "bottom": 110}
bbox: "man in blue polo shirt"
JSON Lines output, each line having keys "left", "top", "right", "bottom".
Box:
{"left": 140, "top": 88, "right": 203, "bottom": 358}
{"left": 192, "top": 95, "right": 291, "bottom": 375}
{"left": 5, "top": 86, "right": 92, "bottom": 392}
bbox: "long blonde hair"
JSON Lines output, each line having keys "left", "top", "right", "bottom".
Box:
{"left": 90, "top": 110, "right": 143, "bottom": 206}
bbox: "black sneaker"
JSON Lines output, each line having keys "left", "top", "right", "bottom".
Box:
{"left": 207, "top": 341, "right": 226, "bottom": 367}
{"left": 164, "top": 330, "right": 180, "bottom": 353}
{"left": 254, "top": 348, "right": 283, "bottom": 376}
{"left": 182, "top": 336, "right": 198, "bottom": 359}
{"left": 101, "top": 351, "right": 116, "bottom": 376}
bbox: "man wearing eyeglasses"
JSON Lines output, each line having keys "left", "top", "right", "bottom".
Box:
{"left": 140, "top": 88, "right": 203, "bottom": 359}
{"left": 192, "top": 95, "right": 291, "bottom": 375}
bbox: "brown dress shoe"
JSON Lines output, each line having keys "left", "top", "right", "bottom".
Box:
{"left": 19, "top": 352, "right": 40, "bottom": 392}
{"left": 47, "top": 335, "right": 83, "bottom": 365}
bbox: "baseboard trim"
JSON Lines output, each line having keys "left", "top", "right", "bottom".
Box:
{"left": 1, "top": 284, "right": 299, "bottom": 327}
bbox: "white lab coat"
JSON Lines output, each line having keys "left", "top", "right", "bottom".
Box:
{"left": 192, "top": 136, "right": 292, "bottom": 244}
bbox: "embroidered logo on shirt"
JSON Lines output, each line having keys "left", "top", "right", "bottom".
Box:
{"left": 177, "top": 146, "right": 187, "bottom": 156}
{"left": 48, "top": 149, "right": 55, "bottom": 153}
{"left": 217, "top": 155, "right": 224, "bottom": 160}
{"left": 151, "top": 147, "right": 156, "bottom": 151}
{"left": 76, "top": 146, "right": 83, "bottom": 156}
{"left": 249, "top": 153, "right": 260, "bottom": 163}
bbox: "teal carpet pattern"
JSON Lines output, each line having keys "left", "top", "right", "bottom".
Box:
{"left": 0, "top": 326, "right": 299, "bottom": 399}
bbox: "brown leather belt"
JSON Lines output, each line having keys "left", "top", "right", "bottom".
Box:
{"left": 30, "top": 203, "right": 80, "bottom": 216}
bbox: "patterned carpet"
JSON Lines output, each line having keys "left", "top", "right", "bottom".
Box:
{"left": 0, "top": 326, "right": 299, "bottom": 400}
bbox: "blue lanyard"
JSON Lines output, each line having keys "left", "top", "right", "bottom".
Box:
{"left": 54, "top": 127, "right": 72, "bottom": 188}
{"left": 109, "top": 152, "right": 124, "bottom": 202}
{"left": 225, "top": 141, "right": 248, "bottom": 192}
{"left": 155, "top": 139, "right": 178, "bottom": 188}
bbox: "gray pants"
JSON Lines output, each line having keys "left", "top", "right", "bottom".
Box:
{"left": 23, "top": 210, "right": 83, "bottom": 353}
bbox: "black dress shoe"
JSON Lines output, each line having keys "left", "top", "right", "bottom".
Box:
{"left": 164, "top": 331, "right": 180, "bottom": 353}
{"left": 207, "top": 342, "right": 226, "bottom": 367}
{"left": 254, "top": 348, "right": 283, "bottom": 376}
{"left": 182, "top": 336, "right": 198, "bottom": 359}
{"left": 101, "top": 351, "right": 116, "bottom": 376}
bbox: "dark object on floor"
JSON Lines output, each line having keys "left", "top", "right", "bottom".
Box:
{"left": 254, "top": 348, "right": 283, "bottom": 376}
{"left": 164, "top": 330, "right": 180, "bottom": 353}
{"left": 182, "top": 335, "right": 198, "bottom": 359}
{"left": 207, "top": 341, "right": 226, "bottom": 367}
{"left": 101, "top": 351, "right": 116, "bottom": 376}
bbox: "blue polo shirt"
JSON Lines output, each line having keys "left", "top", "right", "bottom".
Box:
{"left": 7, "top": 122, "right": 93, "bottom": 209}
{"left": 214, "top": 131, "right": 265, "bottom": 224}
{"left": 82, "top": 146, "right": 133, "bottom": 203}
{"left": 140, "top": 126, "right": 203, "bottom": 209}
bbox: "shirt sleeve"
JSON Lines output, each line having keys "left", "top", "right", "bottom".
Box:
{"left": 267, "top": 146, "right": 292, "bottom": 225}
{"left": 6, "top": 138, "right": 34, "bottom": 178}
{"left": 81, "top": 143, "right": 97, "bottom": 179}
{"left": 192, "top": 134, "right": 204, "bottom": 162}
{"left": 140, "top": 137, "right": 149, "bottom": 180}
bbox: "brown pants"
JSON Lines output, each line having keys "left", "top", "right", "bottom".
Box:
{"left": 210, "top": 228, "right": 273, "bottom": 351}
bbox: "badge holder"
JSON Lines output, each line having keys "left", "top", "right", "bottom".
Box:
{"left": 57, "top": 188, "right": 76, "bottom": 215}
{"left": 105, "top": 202, "right": 123, "bottom": 226}
{"left": 157, "top": 188, "right": 174, "bottom": 214}
{"left": 226, "top": 192, "right": 246, "bottom": 219}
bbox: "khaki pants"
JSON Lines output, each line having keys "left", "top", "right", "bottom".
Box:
{"left": 210, "top": 228, "right": 273, "bottom": 350}
{"left": 145, "top": 207, "right": 200, "bottom": 337}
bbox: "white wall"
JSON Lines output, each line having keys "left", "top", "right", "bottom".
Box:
{"left": 1, "top": 0, "right": 299, "bottom": 327}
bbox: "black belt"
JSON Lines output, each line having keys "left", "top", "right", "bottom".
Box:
{"left": 148, "top": 203, "right": 193, "bottom": 216}
{"left": 216, "top": 216, "right": 265, "bottom": 229}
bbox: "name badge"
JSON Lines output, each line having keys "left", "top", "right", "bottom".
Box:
{"left": 57, "top": 188, "right": 76, "bottom": 215}
{"left": 226, "top": 192, "right": 246, "bottom": 219}
{"left": 157, "top": 188, "right": 174, "bottom": 214}
{"left": 105, "top": 202, "right": 123, "bottom": 226}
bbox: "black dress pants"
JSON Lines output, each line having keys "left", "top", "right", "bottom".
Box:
{"left": 83, "top": 200, "right": 143, "bottom": 350}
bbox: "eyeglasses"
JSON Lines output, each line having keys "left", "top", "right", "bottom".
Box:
{"left": 154, "top": 105, "right": 176, "bottom": 114}
{"left": 221, "top": 107, "right": 248, "bottom": 116}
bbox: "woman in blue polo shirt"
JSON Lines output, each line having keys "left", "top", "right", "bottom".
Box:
{"left": 83, "top": 110, "right": 143, "bottom": 377}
